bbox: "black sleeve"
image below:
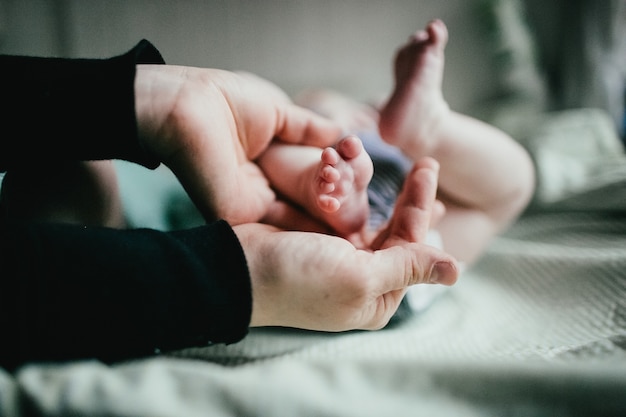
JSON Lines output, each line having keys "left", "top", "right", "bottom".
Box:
{"left": 0, "top": 220, "right": 252, "bottom": 372}
{"left": 0, "top": 42, "right": 253, "bottom": 372}
{"left": 0, "top": 39, "right": 164, "bottom": 171}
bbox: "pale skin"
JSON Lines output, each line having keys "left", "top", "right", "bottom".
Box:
{"left": 242, "top": 157, "right": 457, "bottom": 330}
{"left": 0, "top": 61, "right": 459, "bottom": 332}
{"left": 291, "top": 19, "right": 536, "bottom": 264}
{"left": 379, "top": 19, "right": 535, "bottom": 263}
{"left": 133, "top": 67, "right": 344, "bottom": 226}
{"left": 257, "top": 134, "right": 373, "bottom": 237}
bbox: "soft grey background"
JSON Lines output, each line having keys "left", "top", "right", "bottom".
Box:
{"left": 0, "top": 0, "right": 519, "bottom": 114}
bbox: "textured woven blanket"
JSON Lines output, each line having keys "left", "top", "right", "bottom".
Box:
{"left": 1, "top": 109, "right": 625, "bottom": 416}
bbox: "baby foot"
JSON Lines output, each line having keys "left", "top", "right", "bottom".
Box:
{"left": 313, "top": 135, "right": 374, "bottom": 236}
{"left": 378, "top": 19, "right": 450, "bottom": 160}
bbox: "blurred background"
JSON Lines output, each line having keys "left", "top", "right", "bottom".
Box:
{"left": 0, "top": 0, "right": 497, "bottom": 113}
{"left": 1, "top": 0, "right": 624, "bottom": 228}
{"left": 1, "top": 0, "right": 624, "bottom": 134}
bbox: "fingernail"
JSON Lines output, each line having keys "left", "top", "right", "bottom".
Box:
{"left": 429, "top": 261, "right": 456, "bottom": 285}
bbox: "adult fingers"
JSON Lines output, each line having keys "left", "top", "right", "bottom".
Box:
{"left": 372, "top": 157, "right": 458, "bottom": 287}
{"left": 274, "top": 103, "right": 343, "bottom": 149}
{"left": 371, "top": 157, "right": 440, "bottom": 250}
{"left": 390, "top": 157, "right": 439, "bottom": 243}
{"left": 373, "top": 242, "right": 459, "bottom": 290}
{"left": 357, "top": 243, "right": 458, "bottom": 330}
{"left": 235, "top": 71, "right": 342, "bottom": 149}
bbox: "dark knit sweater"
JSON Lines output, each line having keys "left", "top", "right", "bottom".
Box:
{"left": 0, "top": 40, "right": 252, "bottom": 371}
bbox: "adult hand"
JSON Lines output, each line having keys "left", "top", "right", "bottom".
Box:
{"left": 134, "top": 66, "right": 342, "bottom": 225}
{"left": 236, "top": 157, "right": 459, "bottom": 331}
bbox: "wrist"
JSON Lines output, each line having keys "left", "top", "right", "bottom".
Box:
{"left": 232, "top": 223, "right": 283, "bottom": 328}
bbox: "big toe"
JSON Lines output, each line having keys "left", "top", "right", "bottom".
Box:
{"left": 426, "top": 19, "right": 448, "bottom": 50}
{"left": 335, "top": 135, "right": 364, "bottom": 160}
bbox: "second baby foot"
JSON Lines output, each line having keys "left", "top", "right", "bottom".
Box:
{"left": 379, "top": 19, "right": 450, "bottom": 160}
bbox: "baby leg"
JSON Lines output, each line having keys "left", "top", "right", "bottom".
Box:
{"left": 378, "top": 18, "right": 449, "bottom": 159}
{"left": 379, "top": 19, "right": 536, "bottom": 263}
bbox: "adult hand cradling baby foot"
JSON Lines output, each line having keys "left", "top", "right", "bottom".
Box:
{"left": 134, "top": 66, "right": 342, "bottom": 225}
{"left": 134, "top": 64, "right": 458, "bottom": 331}
{"left": 240, "top": 157, "right": 458, "bottom": 331}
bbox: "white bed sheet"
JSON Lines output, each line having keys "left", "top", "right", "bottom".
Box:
{"left": 2, "top": 108, "right": 626, "bottom": 416}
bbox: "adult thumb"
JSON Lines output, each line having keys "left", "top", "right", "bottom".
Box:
{"left": 275, "top": 104, "right": 342, "bottom": 148}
